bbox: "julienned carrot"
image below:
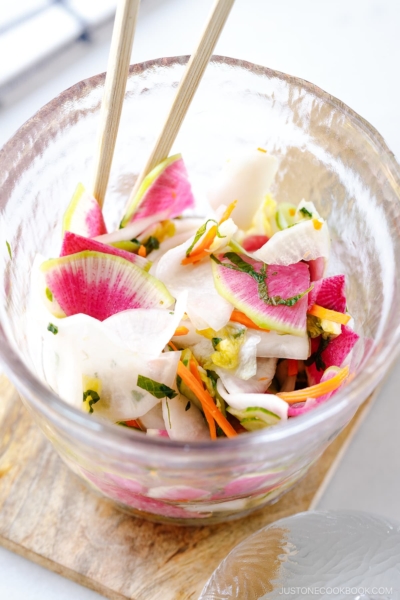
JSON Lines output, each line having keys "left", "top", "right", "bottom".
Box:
{"left": 168, "top": 341, "right": 179, "bottom": 351}
{"left": 189, "top": 358, "right": 216, "bottom": 440}
{"left": 181, "top": 250, "right": 210, "bottom": 265}
{"left": 125, "top": 419, "right": 141, "bottom": 429}
{"left": 138, "top": 245, "right": 147, "bottom": 257}
{"left": 307, "top": 304, "right": 351, "bottom": 325}
{"left": 177, "top": 361, "right": 237, "bottom": 438}
{"left": 277, "top": 366, "right": 349, "bottom": 404}
{"left": 182, "top": 201, "right": 238, "bottom": 265}
{"left": 173, "top": 326, "right": 189, "bottom": 336}
{"left": 287, "top": 359, "right": 298, "bottom": 377}
{"left": 189, "top": 225, "right": 217, "bottom": 256}
{"left": 230, "top": 310, "right": 270, "bottom": 332}
{"left": 219, "top": 200, "right": 237, "bottom": 224}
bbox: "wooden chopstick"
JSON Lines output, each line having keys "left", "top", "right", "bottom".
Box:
{"left": 126, "top": 0, "right": 235, "bottom": 206}
{"left": 92, "top": 0, "right": 141, "bottom": 208}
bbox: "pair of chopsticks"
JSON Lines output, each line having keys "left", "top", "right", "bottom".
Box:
{"left": 92, "top": 0, "right": 235, "bottom": 209}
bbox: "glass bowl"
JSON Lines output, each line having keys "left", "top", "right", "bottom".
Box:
{"left": 0, "top": 56, "right": 400, "bottom": 525}
{"left": 199, "top": 510, "right": 400, "bottom": 599}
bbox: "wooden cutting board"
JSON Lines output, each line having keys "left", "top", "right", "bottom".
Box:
{"left": 0, "top": 375, "right": 373, "bottom": 600}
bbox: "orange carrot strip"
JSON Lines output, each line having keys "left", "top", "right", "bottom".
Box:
{"left": 189, "top": 359, "right": 217, "bottom": 440}
{"left": 177, "top": 361, "right": 237, "bottom": 438}
{"left": 189, "top": 358, "right": 203, "bottom": 385}
{"left": 138, "top": 245, "right": 147, "bottom": 257}
{"left": 277, "top": 366, "right": 349, "bottom": 404}
{"left": 219, "top": 200, "right": 237, "bottom": 224}
{"left": 230, "top": 310, "right": 270, "bottom": 332}
{"left": 173, "top": 326, "right": 189, "bottom": 336}
{"left": 190, "top": 225, "right": 218, "bottom": 256}
{"left": 287, "top": 359, "right": 298, "bottom": 377}
{"left": 181, "top": 250, "right": 210, "bottom": 265}
{"left": 168, "top": 341, "right": 179, "bottom": 351}
{"left": 307, "top": 304, "right": 351, "bottom": 325}
{"left": 125, "top": 419, "right": 141, "bottom": 429}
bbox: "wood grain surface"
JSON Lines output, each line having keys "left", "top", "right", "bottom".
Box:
{"left": 0, "top": 375, "right": 373, "bottom": 600}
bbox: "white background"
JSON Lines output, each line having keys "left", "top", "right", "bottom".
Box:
{"left": 0, "top": 0, "right": 399, "bottom": 598}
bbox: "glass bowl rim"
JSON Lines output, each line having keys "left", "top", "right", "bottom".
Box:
{"left": 1, "top": 54, "right": 400, "bottom": 456}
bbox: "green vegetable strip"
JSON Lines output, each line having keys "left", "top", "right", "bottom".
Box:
{"left": 185, "top": 219, "right": 225, "bottom": 257}
{"left": 137, "top": 375, "right": 177, "bottom": 400}
{"left": 299, "top": 207, "right": 313, "bottom": 218}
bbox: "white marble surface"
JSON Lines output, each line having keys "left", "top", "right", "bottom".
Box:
{"left": 0, "top": 0, "right": 399, "bottom": 598}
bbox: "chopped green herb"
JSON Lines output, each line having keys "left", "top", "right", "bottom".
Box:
{"left": 232, "top": 329, "right": 245, "bottom": 339}
{"left": 304, "top": 337, "right": 330, "bottom": 371}
{"left": 131, "top": 238, "right": 140, "bottom": 244}
{"left": 212, "top": 337, "right": 223, "bottom": 350}
{"left": 272, "top": 271, "right": 278, "bottom": 276}
{"left": 47, "top": 323, "right": 58, "bottom": 335}
{"left": 299, "top": 207, "right": 313, "bottom": 218}
{"left": 166, "top": 399, "right": 172, "bottom": 428}
{"left": 185, "top": 401, "right": 191, "bottom": 411}
{"left": 137, "top": 375, "right": 177, "bottom": 400}
{"left": 83, "top": 389, "right": 100, "bottom": 413}
{"left": 5, "top": 241, "right": 12, "bottom": 259}
{"left": 143, "top": 236, "right": 160, "bottom": 256}
{"left": 169, "top": 311, "right": 174, "bottom": 315}
{"left": 206, "top": 370, "right": 218, "bottom": 389}
{"left": 45, "top": 287, "right": 53, "bottom": 302}
{"left": 211, "top": 252, "right": 312, "bottom": 307}
{"left": 131, "top": 390, "right": 144, "bottom": 402}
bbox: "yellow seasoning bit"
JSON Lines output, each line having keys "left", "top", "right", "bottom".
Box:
{"left": 257, "top": 147, "right": 267, "bottom": 153}
{"left": 313, "top": 218, "right": 323, "bottom": 230}
{"left": 289, "top": 208, "right": 296, "bottom": 217}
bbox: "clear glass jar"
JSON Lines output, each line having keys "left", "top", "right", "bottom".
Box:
{"left": 0, "top": 56, "right": 399, "bottom": 525}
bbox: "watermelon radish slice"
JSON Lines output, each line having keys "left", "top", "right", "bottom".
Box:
{"left": 63, "top": 183, "right": 107, "bottom": 238}
{"left": 308, "top": 274, "right": 347, "bottom": 313}
{"left": 306, "top": 325, "right": 359, "bottom": 385}
{"left": 120, "top": 154, "right": 195, "bottom": 228}
{"left": 308, "top": 257, "right": 325, "bottom": 282}
{"left": 41, "top": 251, "right": 174, "bottom": 321}
{"left": 211, "top": 253, "right": 311, "bottom": 335}
{"left": 60, "top": 231, "right": 149, "bottom": 270}
{"left": 242, "top": 235, "right": 269, "bottom": 252}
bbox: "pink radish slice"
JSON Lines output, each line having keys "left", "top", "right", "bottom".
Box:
{"left": 242, "top": 235, "right": 269, "bottom": 252}
{"left": 307, "top": 257, "right": 325, "bottom": 282}
{"left": 63, "top": 183, "right": 107, "bottom": 238}
{"left": 60, "top": 231, "right": 149, "bottom": 269}
{"left": 120, "top": 154, "right": 195, "bottom": 227}
{"left": 146, "top": 429, "right": 169, "bottom": 438}
{"left": 306, "top": 325, "right": 359, "bottom": 385}
{"left": 308, "top": 274, "right": 347, "bottom": 313}
{"left": 212, "top": 255, "right": 310, "bottom": 335}
{"left": 41, "top": 251, "right": 174, "bottom": 321}
{"left": 85, "top": 473, "right": 204, "bottom": 518}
